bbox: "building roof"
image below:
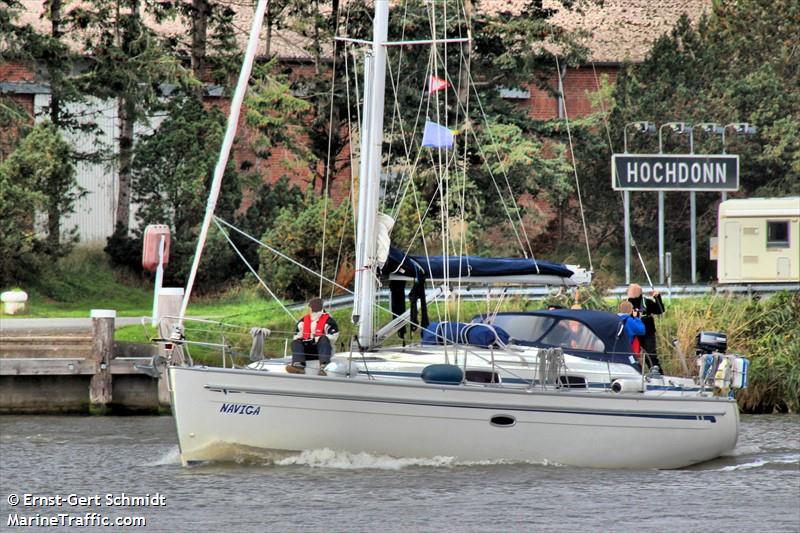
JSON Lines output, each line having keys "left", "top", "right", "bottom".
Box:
{"left": 543, "top": 0, "right": 711, "bottom": 62}
{"left": 12, "top": 0, "right": 711, "bottom": 64}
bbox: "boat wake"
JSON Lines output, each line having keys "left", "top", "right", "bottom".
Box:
{"left": 272, "top": 448, "right": 564, "bottom": 469}
{"left": 721, "top": 444, "right": 763, "bottom": 457}
{"left": 714, "top": 453, "right": 799, "bottom": 471}
{"left": 152, "top": 443, "right": 565, "bottom": 470}
{"left": 275, "top": 448, "right": 458, "bottom": 470}
{"left": 145, "top": 446, "right": 182, "bottom": 466}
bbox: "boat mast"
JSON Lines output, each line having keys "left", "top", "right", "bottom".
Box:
{"left": 354, "top": 0, "right": 389, "bottom": 349}
{"left": 178, "top": 0, "right": 269, "bottom": 320}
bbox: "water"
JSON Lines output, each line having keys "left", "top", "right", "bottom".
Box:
{"left": 1, "top": 415, "right": 798, "bottom": 532}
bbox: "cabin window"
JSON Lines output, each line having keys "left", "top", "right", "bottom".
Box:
{"left": 558, "top": 375, "right": 588, "bottom": 389}
{"left": 767, "top": 221, "right": 790, "bottom": 248}
{"left": 539, "top": 320, "right": 606, "bottom": 352}
{"left": 488, "top": 315, "right": 556, "bottom": 343}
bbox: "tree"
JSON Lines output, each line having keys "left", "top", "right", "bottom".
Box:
{"left": 1, "top": 0, "right": 95, "bottom": 247}
{"left": 69, "top": 0, "right": 190, "bottom": 234}
{"left": 150, "top": 0, "right": 239, "bottom": 88}
{"left": 575, "top": 0, "right": 800, "bottom": 280}
{"left": 259, "top": 193, "right": 354, "bottom": 300}
{"left": 0, "top": 122, "right": 78, "bottom": 284}
{"left": 112, "top": 97, "right": 241, "bottom": 286}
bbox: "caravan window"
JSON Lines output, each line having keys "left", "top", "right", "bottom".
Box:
{"left": 767, "top": 221, "right": 790, "bottom": 248}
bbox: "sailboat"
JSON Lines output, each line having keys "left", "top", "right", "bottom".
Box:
{"left": 166, "top": 0, "right": 744, "bottom": 469}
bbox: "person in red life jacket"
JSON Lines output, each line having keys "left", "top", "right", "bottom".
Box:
{"left": 617, "top": 301, "right": 646, "bottom": 359}
{"left": 627, "top": 283, "right": 665, "bottom": 372}
{"left": 286, "top": 297, "right": 340, "bottom": 375}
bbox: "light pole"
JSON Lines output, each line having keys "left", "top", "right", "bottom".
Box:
{"left": 696, "top": 122, "right": 727, "bottom": 202}
{"left": 657, "top": 122, "right": 693, "bottom": 284}
{"left": 622, "top": 121, "right": 656, "bottom": 284}
{"left": 687, "top": 124, "right": 698, "bottom": 284}
{"left": 722, "top": 123, "right": 758, "bottom": 201}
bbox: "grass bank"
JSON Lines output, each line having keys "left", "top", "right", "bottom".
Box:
{"left": 1, "top": 246, "right": 152, "bottom": 318}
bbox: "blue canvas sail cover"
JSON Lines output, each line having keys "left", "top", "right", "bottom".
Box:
{"left": 382, "top": 246, "right": 574, "bottom": 280}
{"left": 421, "top": 322, "right": 511, "bottom": 347}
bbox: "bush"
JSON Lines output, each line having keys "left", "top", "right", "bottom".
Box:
{"left": 259, "top": 193, "right": 354, "bottom": 300}
{"left": 0, "top": 122, "right": 80, "bottom": 286}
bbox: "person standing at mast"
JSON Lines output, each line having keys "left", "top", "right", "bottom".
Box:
{"left": 287, "top": 298, "right": 340, "bottom": 376}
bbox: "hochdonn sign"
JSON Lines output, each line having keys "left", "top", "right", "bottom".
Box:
{"left": 612, "top": 154, "right": 739, "bottom": 191}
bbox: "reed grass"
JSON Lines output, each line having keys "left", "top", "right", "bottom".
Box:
{"left": 655, "top": 291, "right": 800, "bottom": 413}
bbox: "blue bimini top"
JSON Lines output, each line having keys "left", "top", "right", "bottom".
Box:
{"left": 474, "top": 309, "right": 640, "bottom": 368}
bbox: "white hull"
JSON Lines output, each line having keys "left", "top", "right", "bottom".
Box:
{"left": 169, "top": 365, "right": 738, "bottom": 469}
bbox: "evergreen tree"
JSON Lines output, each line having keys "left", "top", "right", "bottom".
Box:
{"left": 69, "top": 0, "right": 191, "bottom": 234}
{"left": 1, "top": 0, "right": 94, "bottom": 249}
{"left": 573, "top": 0, "right": 799, "bottom": 281}
{"left": 0, "top": 123, "right": 77, "bottom": 284}
{"left": 116, "top": 96, "right": 241, "bottom": 286}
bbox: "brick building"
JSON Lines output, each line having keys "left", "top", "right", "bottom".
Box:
{"left": 1, "top": 0, "right": 710, "bottom": 242}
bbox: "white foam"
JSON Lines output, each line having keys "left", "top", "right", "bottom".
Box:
{"left": 721, "top": 444, "right": 763, "bottom": 457}
{"left": 146, "top": 446, "right": 182, "bottom": 466}
{"left": 716, "top": 454, "right": 799, "bottom": 471}
{"left": 274, "top": 448, "right": 564, "bottom": 470}
{"left": 275, "top": 448, "right": 457, "bottom": 470}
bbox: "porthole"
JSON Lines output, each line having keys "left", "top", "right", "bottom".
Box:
{"left": 490, "top": 415, "right": 516, "bottom": 427}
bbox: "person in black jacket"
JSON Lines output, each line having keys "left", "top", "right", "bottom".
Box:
{"left": 627, "top": 283, "right": 665, "bottom": 371}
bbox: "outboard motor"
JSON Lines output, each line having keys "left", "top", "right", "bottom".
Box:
{"left": 695, "top": 331, "right": 748, "bottom": 392}
{"left": 695, "top": 331, "right": 727, "bottom": 355}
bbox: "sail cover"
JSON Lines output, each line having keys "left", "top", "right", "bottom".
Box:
{"left": 382, "top": 246, "right": 574, "bottom": 282}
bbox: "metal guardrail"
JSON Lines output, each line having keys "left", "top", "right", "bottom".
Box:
{"left": 293, "top": 282, "right": 799, "bottom": 310}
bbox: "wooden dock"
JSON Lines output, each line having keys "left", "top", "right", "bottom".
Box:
{"left": 0, "top": 310, "right": 168, "bottom": 414}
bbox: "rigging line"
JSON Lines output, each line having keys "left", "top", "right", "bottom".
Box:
{"left": 350, "top": 50, "right": 362, "bottom": 245}
{"left": 381, "top": 0, "right": 413, "bottom": 209}
{"left": 465, "top": 123, "right": 528, "bottom": 256}
{"left": 399, "top": 46, "right": 443, "bottom": 326}
{"left": 343, "top": 44, "right": 358, "bottom": 237}
{"left": 387, "top": 49, "right": 434, "bottom": 220}
{"left": 453, "top": 0, "right": 471, "bottom": 323}
{"left": 215, "top": 216, "right": 353, "bottom": 295}
{"left": 590, "top": 61, "right": 652, "bottom": 283}
{"left": 212, "top": 218, "right": 297, "bottom": 322}
{"left": 427, "top": 57, "right": 530, "bottom": 260}
{"left": 216, "top": 216, "right": 474, "bottom": 351}
{"left": 385, "top": 45, "right": 432, "bottom": 218}
{"left": 318, "top": 0, "right": 346, "bottom": 298}
{"left": 336, "top": 35, "right": 358, "bottom": 298}
{"left": 555, "top": 54, "right": 594, "bottom": 272}
{"left": 465, "top": 70, "right": 535, "bottom": 262}
{"left": 428, "top": 0, "right": 451, "bottom": 329}
{"left": 328, "top": 199, "right": 352, "bottom": 301}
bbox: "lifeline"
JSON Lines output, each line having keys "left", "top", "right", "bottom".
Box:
{"left": 623, "top": 161, "right": 728, "bottom": 184}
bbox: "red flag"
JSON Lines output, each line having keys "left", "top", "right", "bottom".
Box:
{"left": 428, "top": 75, "right": 449, "bottom": 93}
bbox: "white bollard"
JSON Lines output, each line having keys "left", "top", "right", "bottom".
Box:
{"left": 1, "top": 290, "right": 28, "bottom": 315}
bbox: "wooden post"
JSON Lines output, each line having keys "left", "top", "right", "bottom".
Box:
{"left": 89, "top": 309, "right": 115, "bottom": 413}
